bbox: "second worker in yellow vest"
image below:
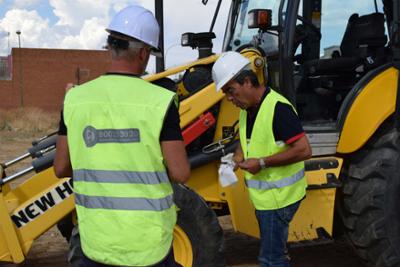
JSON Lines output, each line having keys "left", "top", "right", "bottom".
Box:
{"left": 212, "top": 51, "right": 311, "bottom": 267}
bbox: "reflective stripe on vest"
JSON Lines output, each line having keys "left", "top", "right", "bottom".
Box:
{"left": 75, "top": 193, "right": 174, "bottom": 211}
{"left": 245, "top": 168, "right": 305, "bottom": 190}
{"left": 73, "top": 169, "right": 169, "bottom": 184}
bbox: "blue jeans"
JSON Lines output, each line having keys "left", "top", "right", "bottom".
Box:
{"left": 255, "top": 200, "right": 301, "bottom": 267}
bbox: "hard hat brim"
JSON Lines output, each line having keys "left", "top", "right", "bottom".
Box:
{"left": 150, "top": 47, "right": 163, "bottom": 58}
{"left": 215, "top": 63, "right": 250, "bottom": 92}
{"left": 212, "top": 51, "right": 251, "bottom": 93}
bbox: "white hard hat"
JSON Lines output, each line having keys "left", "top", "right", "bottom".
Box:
{"left": 106, "top": 5, "right": 161, "bottom": 55}
{"left": 212, "top": 51, "right": 250, "bottom": 91}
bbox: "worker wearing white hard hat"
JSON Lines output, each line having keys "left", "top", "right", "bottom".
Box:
{"left": 212, "top": 51, "right": 311, "bottom": 267}
{"left": 54, "top": 4, "right": 190, "bottom": 267}
{"left": 212, "top": 51, "right": 251, "bottom": 91}
{"left": 106, "top": 4, "right": 162, "bottom": 57}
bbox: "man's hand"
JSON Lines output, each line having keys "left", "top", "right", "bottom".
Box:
{"left": 233, "top": 162, "right": 240, "bottom": 171}
{"left": 238, "top": 158, "right": 261, "bottom": 174}
{"left": 233, "top": 143, "right": 244, "bottom": 171}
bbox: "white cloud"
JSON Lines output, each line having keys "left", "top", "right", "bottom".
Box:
{"left": 49, "top": 0, "right": 109, "bottom": 31}
{"left": 0, "top": 1, "right": 231, "bottom": 73}
{"left": 12, "top": 0, "right": 41, "bottom": 8}
{"left": 111, "top": 1, "right": 141, "bottom": 13}
{"left": 0, "top": 9, "right": 50, "bottom": 52}
{"left": 60, "top": 17, "right": 107, "bottom": 50}
{"left": 159, "top": 0, "right": 230, "bottom": 68}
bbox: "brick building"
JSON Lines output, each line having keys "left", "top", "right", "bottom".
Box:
{"left": 0, "top": 48, "right": 111, "bottom": 111}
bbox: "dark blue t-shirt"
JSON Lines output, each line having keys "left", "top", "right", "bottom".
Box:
{"left": 246, "top": 87, "right": 304, "bottom": 144}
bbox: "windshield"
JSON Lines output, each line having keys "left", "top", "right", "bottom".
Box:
{"left": 222, "top": 0, "right": 281, "bottom": 52}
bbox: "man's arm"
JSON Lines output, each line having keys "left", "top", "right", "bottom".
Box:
{"left": 159, "top": 100, "right": 190, "bottom": 183}
{"left": 54, "top": 135, "right": 72, "bottom": 178}
{"left": 161, "top": 140, "right": 190, "bottom": 183}
{"left": 53, "top": 108, "right": 72, "bottom": 178}
{"left": 238, "top": 135, "right": 311, "bottom": 174}
{"left": 233, "top": 142, "right": 244, "bottom": 170}
{"left": 261, "top": 135, "right": 311, "bottom": 166}
{"left": 233, "top": 142, "right": 244, "bottom": 163}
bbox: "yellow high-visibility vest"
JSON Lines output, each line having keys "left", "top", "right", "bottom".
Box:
{"left": 239, "top": 89, "right": 307, "bottom": 210}
{"left": 64, "top": 74, "right": 177, "bottom": 266}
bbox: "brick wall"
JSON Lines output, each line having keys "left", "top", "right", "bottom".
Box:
{"left": 0, "top": 48, "right": 111, "bottom": 111}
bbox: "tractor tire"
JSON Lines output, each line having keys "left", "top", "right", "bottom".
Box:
{"left": 172, "top": 183, "right": 226, "bottom": 267}
{"left": 341, "top": 121, "right": 400, "bottom": 267}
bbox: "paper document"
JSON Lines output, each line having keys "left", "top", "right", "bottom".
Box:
{"left": 218, "top": 153, "right": 238, "bottom": 187}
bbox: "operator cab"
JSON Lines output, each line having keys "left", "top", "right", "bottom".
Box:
{"left": 295, "top": 8, "right": 388, "bottom": 122}
{"left": 222, "top": 0, "right": 391, "bottom": 126}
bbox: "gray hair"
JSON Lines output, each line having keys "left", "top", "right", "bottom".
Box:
{"left": 107, "top": 33, "right": 148, "bottom": 59}
{"left": 233, "top": 69, "right": 260, "bottom": 87}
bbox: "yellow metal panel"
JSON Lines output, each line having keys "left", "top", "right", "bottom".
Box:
{"left": 0, "top": 193, "right": 24, "bottom": 263}
{"left": 6, "top": 167, "right": 63, "bottom": 205}
{"left": 289, "top": 189, "right": 336, "bottom": 240}
{"left": 17, "top": 194, "right": 75, "bottom": 255}
{"left": 212, "top": 97, "right": 260, "bottom": 236}
{"left": 241, "top": 49, "right": 266, "bottom": 86}
{"left": 292, "top": 157, "right": 342, "bottom": 240}
{"left": 212, "top": 89, "right": 241, "bottom": 141}
{"left": 337, "top": 67, "right": 398, "bottom": 153}
{"left": 144, "top": 54, "right": 225, "bottom": 129}
{"left": 143, "top": 55, "right": 219, "bottom": 83}
{"left": 4, "top": 168, "right": 75, "bottom": 256}
{"left": 223, "top": 169, "right": 259, "bottom": 238}
{"left": 185, "top": 162, "right": 222, "bottom": 203}
{"left": 224, "top": 157, "right": 342, "bottom": 241}
{"left": 145, "top": 55, "right": 224, "bottom": 128}
{"left": 183, "top": 62, "right": 244, "bottom": 203}
{"left": 179, "top": 84, "right": 225, "bottom": 128}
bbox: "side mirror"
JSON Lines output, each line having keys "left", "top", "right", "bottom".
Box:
{"left": 248, "top": 9, "right": 272, "bottom": 30}
{"left": 202, "top": 0, "right": 208, "bottom": 5}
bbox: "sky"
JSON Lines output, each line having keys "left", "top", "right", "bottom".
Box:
{"left": 0, "top": 0, "right": 231, "bottom": 73}
{"left": 0, "top": 0, "right": 385, "bottom": 73}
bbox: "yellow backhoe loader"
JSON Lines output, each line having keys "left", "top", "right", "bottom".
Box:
{"left": 1, "top": 0, "right": 400, "bottom": 266}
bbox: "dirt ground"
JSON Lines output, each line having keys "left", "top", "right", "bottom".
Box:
{"left": 0, "top": 131, "right": 365, "bottom": 267}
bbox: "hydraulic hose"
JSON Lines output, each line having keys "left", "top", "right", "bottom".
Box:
{"left": 2, "top": 134, "right": 57, "bottom": 168}
{"left": 189, "top": 140, "right": 238, "bottom": 169}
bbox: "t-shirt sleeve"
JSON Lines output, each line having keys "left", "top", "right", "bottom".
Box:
{"left": 58, "top": 109, "right": 67, "bottom": 136}
{"left": 160, "top": 103, "right": 183, "bottom": 141}
{"left": 273, "top": 102, "right": 305, "bottom": 144}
